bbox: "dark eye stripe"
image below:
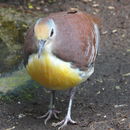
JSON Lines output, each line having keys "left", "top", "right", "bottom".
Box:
{"left": 50, "top": 29, "right": 54, "bottom": 37}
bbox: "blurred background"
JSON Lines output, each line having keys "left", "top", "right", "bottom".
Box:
{"left": 0, "top": 0, "right": 130, "bottom": 130}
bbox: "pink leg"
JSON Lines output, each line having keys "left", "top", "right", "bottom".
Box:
{"left": 52, "top": 87, "right": 77, "bottom": 129}
{"left": 37, "top": 90, "right": 61, "bottom": 124}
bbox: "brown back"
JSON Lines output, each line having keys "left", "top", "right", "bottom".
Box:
{"left": 49, "top": 11, "right": 99, "bottom": 70}
{"left": 24, "top": 11, "right": 100, "bottom": 70}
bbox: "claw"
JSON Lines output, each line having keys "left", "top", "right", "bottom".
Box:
{"left": 52, "top": 87, "right": 77, "bottom": 129}
{"left": 37, "top": 109, "right": 61, "bottom": 124}
{"left": 52, "top": 116, "right": 77, "bottom": 129}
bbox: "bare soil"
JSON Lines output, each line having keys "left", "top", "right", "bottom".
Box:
{"left": 0, "top": 0, "right": 130, "bottom": 130}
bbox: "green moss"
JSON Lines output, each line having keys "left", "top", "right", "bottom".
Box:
{"left": 0, "top": 67, "right": 41, "bottom": 102}
{"left": 0, "top": 7, "right": 45, "bottom": 102}
{"left": 0, "top": 68, "right": 29, "bottom": 91}
{"left": 0, "top": 7, "right": 44, "bottom": 74}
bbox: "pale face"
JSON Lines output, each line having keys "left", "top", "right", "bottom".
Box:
{"left": 34, "top": 18, "right": 56, "bottom": 40}
{"left": 34, "top": 18, "right": 56, "bottom": 57}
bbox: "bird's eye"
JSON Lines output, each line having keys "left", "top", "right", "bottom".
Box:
{"left": 50, "top": 29, "right": 54, "bottom": 37}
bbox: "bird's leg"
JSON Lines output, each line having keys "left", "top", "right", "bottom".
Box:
{"left": 37, "top": 90, "right": 60, "bottom": 124}
{"left": 52, "top": 87, "right": 77, "bottom": 130}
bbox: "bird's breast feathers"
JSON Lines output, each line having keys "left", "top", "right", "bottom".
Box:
{"left": 26, "top": 50, "right": 94, "bottom": 90}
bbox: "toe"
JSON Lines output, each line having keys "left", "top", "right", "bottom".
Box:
{"left": 44, "top": 111, "right": 52, "bottom": 125}
{"left": 37, "top": 111, "right": 49, "bottom": 119}
{"left": 52, "top": 116, "right": 77, "bottom": 129}
{"left": 69, "top": 118, "right": 77, "bottom": 124}
{"left": 58, "top": 122, "right": 67, "bottom": 130}
{"left": 53, "top": 113, "right": 59, "bottom": 119}
{"left": 37, "top": 109, "right": 61, "bottom": 125}
{"left": 52, "top": 120, "right": 64, "bottom": 127}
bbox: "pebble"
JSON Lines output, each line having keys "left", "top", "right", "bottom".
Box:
{"left": 102, "top": 31, "right": 108, "bottom": 35}
{"left": 93, "top": 4, "right": 99, "bottom": 7}
{"left": 18, "top": 113, "right": 26, "bottom": 119}
{"left": 112, "top": 29, "right": 117, "bottom": 33}
{"left": 108, "top": 6, "right": 115, "bottom": 10}
{"left": 5, "top": 126, "right": 15, "bottom": 130}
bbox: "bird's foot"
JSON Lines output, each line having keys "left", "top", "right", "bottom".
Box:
{"left": 52, "top": 115, "right": 77, "bottom": 130}
{"left": 37, "top": 109, "right": 61, "bottom": 125}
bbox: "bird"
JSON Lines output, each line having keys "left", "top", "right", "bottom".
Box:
{"left": 23, "top": 9, "right": 100, "bottom": 129}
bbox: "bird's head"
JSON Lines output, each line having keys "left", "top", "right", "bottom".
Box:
{"left": 34, "top": 18, "right": 56, "bottom": 57}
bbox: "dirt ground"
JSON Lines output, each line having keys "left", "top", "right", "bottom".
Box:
{"left": 0, "top": 0, "right": 130, "bottom": 130}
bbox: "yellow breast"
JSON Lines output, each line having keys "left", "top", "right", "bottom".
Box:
{"left": 26, "top": 52, "right": 82, "bottom": 90}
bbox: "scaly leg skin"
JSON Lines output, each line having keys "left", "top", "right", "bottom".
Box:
{"left": 52, "top": 87, "right": 77, "bottom": 130}
{"left": 37, "top": 90, "right": 61, "bottom": 125}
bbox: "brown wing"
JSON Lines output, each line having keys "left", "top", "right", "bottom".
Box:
{"left": 49, "top": 11, "right": 100, "bottom": 70}
{"left": 23, "top": 24, "right": 37, "bottom": 65}
{"left": 24, "top": 11, "right": 100, "bottom": 69}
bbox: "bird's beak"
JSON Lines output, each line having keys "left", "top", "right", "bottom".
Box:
{"left": 38, "top": 40, "right": 46, "bottom": 58}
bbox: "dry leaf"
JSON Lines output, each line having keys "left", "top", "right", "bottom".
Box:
{"left": 28, "top": 3, "right": 33, "bottom": 9}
